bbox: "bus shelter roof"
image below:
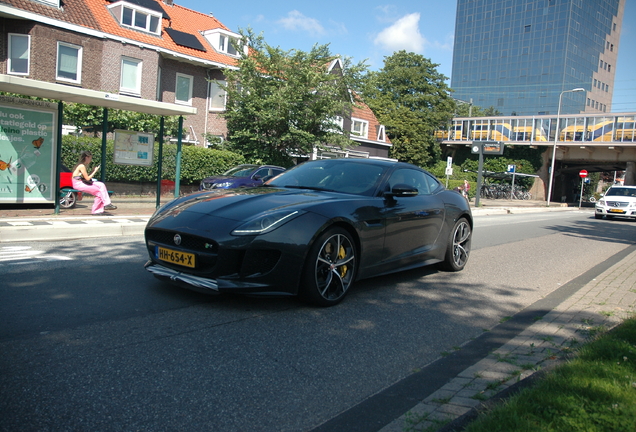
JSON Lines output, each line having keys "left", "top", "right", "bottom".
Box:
{"left": 0, "top": 75, "right": 197, "bottom": 116}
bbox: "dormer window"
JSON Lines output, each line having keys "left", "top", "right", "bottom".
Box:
{"left": 377, "top": 125, "right": 386, "bottom": 142}
{"left": 219, "top": 35, "right": 238, "bottom": 56}
{"left": 108, "top": 1, "right": 162, "bottom": 35}
{"left": 202, "top": 29, "right": 247, "bottom": 57}
{"left": 38, "top": 0, "right": 61, "bottom": 7}
{"left": 351, "top": 118, "right": 369, "bottom": 138}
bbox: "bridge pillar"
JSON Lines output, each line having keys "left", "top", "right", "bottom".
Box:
{"left": 625, "top": 162, "right": 636, "bottom": 186}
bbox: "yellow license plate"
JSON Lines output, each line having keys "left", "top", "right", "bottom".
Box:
{"left": 156, "top": 246, "right": 195, "bottom": 268}
{"left": 608, "top": 208, "right": 625, "bottom": 213}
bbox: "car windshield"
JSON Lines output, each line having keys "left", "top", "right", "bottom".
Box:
{"left": 268, "top": 160, "right": 387, "bottom": 196}
{"left": 606, "top": 187, "right": 636, "bottom": 197}
{"left": 223, "top": 165, "right": 258, "bottom": 177}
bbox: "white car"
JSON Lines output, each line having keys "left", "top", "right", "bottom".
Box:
{"left": 595, "top": 185, "right": 636, "bottom": 220}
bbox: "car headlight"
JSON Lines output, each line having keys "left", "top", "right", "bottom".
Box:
{"left": 215, "top": 181, "right": 233, "bottom": 188}
{"left": 598, "top": 199, "right": 605, "bottom": 205}
{"left": 232, "top": 210, "right": 303, "bottom": 235}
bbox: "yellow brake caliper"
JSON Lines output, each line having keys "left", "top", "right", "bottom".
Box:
{"left": 338, "top": 245, "right": 348, "bottom": 278}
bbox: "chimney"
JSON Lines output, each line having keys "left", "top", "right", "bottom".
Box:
{"left": 163, "top": 0, "right": 173, "bottom": 6}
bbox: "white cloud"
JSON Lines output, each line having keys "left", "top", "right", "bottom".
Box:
{"left": 373, "top": 13, "right": 427, "bottom": 53}
{"left": 277, "top": 10, "right": 325, "bottom": 37}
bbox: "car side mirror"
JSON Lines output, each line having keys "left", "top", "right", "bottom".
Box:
{"left": 385, "top": 183, "right": 418, "bottom": 198}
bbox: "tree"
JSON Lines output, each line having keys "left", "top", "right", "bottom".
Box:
{"left": 222, "top": 30, "right": 368, "bottom": 166}
{"left": 362, "top": 51, "right": 455, "bottom": 167}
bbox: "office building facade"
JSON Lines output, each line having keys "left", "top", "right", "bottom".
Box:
{"left": 450, "top": 0, "right": 624, "bottom": 116}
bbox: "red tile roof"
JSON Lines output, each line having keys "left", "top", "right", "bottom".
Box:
{"left": 352, "top": 100, "right": 391, "bottom": 144}
{"left": 4, "top": 0, "right": 239, "bottom": 67}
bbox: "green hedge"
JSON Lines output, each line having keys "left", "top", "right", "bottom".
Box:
{"left": 61, "top": 136, "right": 245, "bottom": 184}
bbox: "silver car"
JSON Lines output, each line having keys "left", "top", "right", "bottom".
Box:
{"left": 595, "top": 185, "right": 636, "bottom": 220}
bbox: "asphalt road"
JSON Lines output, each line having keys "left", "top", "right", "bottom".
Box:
{"left": 1, "top": 209, "right": 634, "bottom": 431}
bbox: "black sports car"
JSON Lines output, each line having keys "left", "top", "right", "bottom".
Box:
{"left": 144, "top": 158, "right": 472, "bottom": 306}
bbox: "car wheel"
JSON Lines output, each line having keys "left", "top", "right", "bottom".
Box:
{"left": 301, "top": 227, "right": 356, "bottom": 306}
{"left": 59, "top": 189, "right": 77, "bottom": 209}
{"left": 439, "top": 217, "right": 471, "bottom": 272}
{"left": 594, "top": 213, "right": 603, "bottom": 219}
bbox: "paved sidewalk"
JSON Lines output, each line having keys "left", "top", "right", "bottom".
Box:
{"left": 380, "top": 246, "right": 636, "bottom": 432}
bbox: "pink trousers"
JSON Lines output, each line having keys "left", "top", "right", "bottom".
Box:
{"left": 72, "top": 178, "right": 112, "bottom": 214}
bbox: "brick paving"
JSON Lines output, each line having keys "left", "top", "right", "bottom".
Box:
{"left": 380, "top": 247, "right": 636, "bottom": 432}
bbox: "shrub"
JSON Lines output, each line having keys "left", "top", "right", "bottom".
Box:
{"left": 61, "top": 136, "right": 245, "bottom": 184}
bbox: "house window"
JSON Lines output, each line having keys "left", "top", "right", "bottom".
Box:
{"left": 209, "top": 80, "right": 227, "bottom": 111}
{"left": 120, "top": 57, "right": 142, "bottom": 95}
{"left": 156, "top": 67, "right": 162, "bottom": 101}
{"left": 202, "top": 29, "right": 244, "bottom": 57}
{"left": 117, "top": 5, "right": 161, "bottom": 34}
{"left": 175, "top": 73, "right": 193, "bottom": 105}
{"left": 219, "top": 35, "right": 238, "bottom": 56}
{"left": 351, "top": 119, "right": 368, "bottom": 138}
{"left": 8, "top": 34, "right": 30, "bottom": 75}
{"left": 377, "top": 125, "right": 386, "bottom": 142}
{"left": 56, "top": 42, "right": 82, "bottom": 83}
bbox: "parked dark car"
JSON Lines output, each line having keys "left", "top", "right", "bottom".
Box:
{"left": 145, "top": 158, "right": 473, "bottom": 306}
{"left": 199, "top": 164, "right": 286, "bottom": 191}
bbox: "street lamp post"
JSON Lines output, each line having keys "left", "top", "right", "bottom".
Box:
{"left": 546, "top": 88, "right": 585, "bottom": 206}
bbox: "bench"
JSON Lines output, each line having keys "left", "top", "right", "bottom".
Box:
{"left": 59, "top": 187, "right": 113, "bottom": 209}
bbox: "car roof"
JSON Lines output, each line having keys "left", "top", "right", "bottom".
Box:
{"left": 302, "top": 158, "right": 422, "bottom": 171}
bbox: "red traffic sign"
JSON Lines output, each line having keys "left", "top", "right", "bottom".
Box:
{"left": 579, "top": 170, "right": 588, "bottom": 178}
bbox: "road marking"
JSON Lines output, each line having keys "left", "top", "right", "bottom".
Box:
{"left": 0, "top": 246, "right": 72, "bottom": 264}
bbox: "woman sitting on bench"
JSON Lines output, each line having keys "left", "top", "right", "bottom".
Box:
{"left": 72, "top": 150, "right": 117, "bottom": 215}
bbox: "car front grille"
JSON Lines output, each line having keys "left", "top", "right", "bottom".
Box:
{"left": 145, "top": 229, "right": 219, "bottom": 253}
{"left": 605, "top": 201, "right": 628, "bottom": 208}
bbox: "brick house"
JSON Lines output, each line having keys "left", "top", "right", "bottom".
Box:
{"left": 1, "top": 0, "right": 391, "bottom": 158}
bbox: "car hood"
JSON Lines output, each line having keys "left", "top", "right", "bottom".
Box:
{"left": 152, "top": 188, "right": 346, "bottom": 222}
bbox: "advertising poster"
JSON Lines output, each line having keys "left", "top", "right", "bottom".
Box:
{"left": 0, "top": 97, "right": 57, "bottom": 204}
{"left": 114, "top": 129, "right": 154, "bottom": 166}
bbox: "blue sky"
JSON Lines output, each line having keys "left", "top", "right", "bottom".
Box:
{"left": 181, "top": 0, "right": 636, "bottom": 113}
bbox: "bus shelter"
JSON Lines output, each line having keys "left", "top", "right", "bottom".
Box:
{"left": 0, "top": 74, "right": 197, "bottom": 213}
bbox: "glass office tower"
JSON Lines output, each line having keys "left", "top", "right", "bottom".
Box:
{"left": 451, "top": 0, "right": 624, "bottom": 116}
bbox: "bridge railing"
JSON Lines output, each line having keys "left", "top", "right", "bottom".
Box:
{"left": 435, "top": 113, "right": 636, "bottom": 144}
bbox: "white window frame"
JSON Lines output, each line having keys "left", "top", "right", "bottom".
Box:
{"left": 120, "top": 57, "right": 143, "bottom": 96}
{"left": 110, "top": 2, "right": 162, "bottom": 35}
{"left": 175, "top": 73, "right": 193, "bottom": 106}
{"left": 325, "top": 116, "right": 344, "bottom": 133}
{"left": 202, "top": 29, "right": 246, "bottom": 58}
{"left": 209, "top": 80, "right": 227, "bottom": 111}
{"left": 56, "top": 42, "right": 83, "bottom": 84}
{"left": 351, "top": 118, "right": 369, "bottom": 138}
{"left": 8, "top": 33, "right": 30, "bottom": 76}
{"left": 377, "top": 125, "right": 386, "bottom": 142}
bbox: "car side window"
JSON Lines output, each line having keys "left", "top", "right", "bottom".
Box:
{"left": 424, "top": 173, "right": 441, "bottom": 193}
{"left": 388, "top": 168, "right": 430, "bottom": 195}
{"left": 253, "top": 168, "right": 270, "bottom": 179}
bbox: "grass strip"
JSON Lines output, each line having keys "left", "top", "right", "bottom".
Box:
{"left": 463, "top": 317, "right": 636, "bottom": 432}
